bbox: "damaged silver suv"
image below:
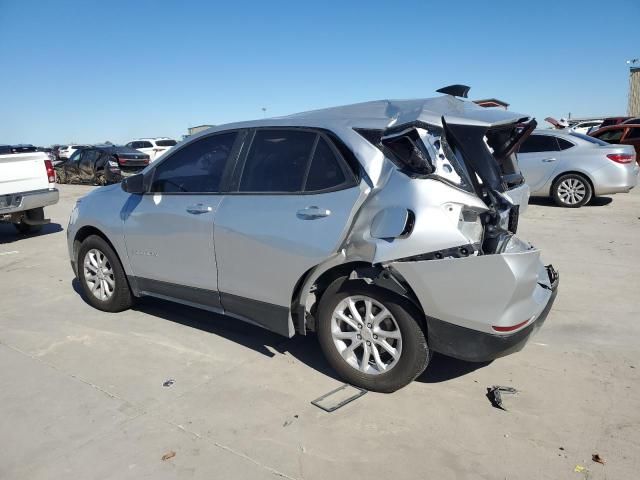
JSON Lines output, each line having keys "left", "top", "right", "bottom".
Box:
{"left": 67, "top": 86, "right": 559, "bottom": 392}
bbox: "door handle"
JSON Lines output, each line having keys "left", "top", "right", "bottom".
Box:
{"left": 542, "top": 157, "right": 556, "bottom": 162}
{"left": 186, "top": 204, "right": 213, "bottom": 214}
{"left": 296, "top": 206, "right": 331, "bottom": 220}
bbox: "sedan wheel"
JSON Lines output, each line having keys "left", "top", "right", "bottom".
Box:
{"left": 552, "top": 173, "right": 592, "bottom": 208}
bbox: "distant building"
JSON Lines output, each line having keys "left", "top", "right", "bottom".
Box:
{"left": 473, "top": 98, "right": 509, "bottom": 110}
{"left": 187, "top": 125, "right": 215, "bottom": 136}
{"left": 629, "top": 67, "right": 640, "bottom": 116}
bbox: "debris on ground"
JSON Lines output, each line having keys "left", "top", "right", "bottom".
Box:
{"left": 311, "top": 384, "right": 367, "bottom": 412}
{"left": 592, "top": 453, "right": 606, "bottom": 465}
{"left": 574, "top": 465, "right": 586, "bottom": 473}
{"left": 161, "top": 451, "right": 176, "bottom": 461}
{"left": 282, "top": 414, "right": 300, "bottom": 427}
{"left": 162, "top": 379, "right": 175, "bottom": 387}
{"left": 486, "top": 385, "right": 518, "bottom": 410}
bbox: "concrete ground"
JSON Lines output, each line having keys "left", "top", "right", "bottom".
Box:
{"left": 1, "top": 184, "right": 638, "bottom": 480}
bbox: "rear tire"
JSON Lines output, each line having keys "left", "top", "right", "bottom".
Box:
{"left": 77, "top": 235, "right": 133, "bottom": 312}
{"left": 13, "top": 208, "right": 44, "bottom": 234}
{"left": 552, "top": 173, "right": 592, "bottom": 208}
{"left": 317, "top": 280, "right": 429, "bottom": 393}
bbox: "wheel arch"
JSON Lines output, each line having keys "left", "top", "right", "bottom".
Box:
{"left": 290, "top": 259, "right": 426, "bottom": 336}
{"left": 73, "top": 226, "right": 122, "bottom": 271}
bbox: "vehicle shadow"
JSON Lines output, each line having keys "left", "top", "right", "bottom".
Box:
{"left": 70, "top": 280, "right": 343, "bottom": 382}
{"left": 528, "top": 196, "right": 613, "bottom": 207}
{"left": 71, "top": 280, "right": 491, "bottom": 385}
{"left": 0, "top": 222, "right": 63, "bottom": 244}
{"left": 415, "top": 354, "right": 491, "bottom": 384}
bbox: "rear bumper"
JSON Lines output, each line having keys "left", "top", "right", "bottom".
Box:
{"left": 426, "top": 266, "right": 558, "bottom": 362}
{"left": 0, "top": 188, "right": 59, "bottom": 215}
{"left": 390, "top": 240, "right": 558, "bottom": 362}
{"left": 592, "top": 162, "right": 639, "bottom": 195}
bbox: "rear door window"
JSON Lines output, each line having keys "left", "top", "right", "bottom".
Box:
{"left": 519, "top": 135, "right": 560, "bottom": 153}
{"left": 304, "top": 137, "right": 351, "bottom": 192}
{"left": 239, "top": 130, "right": 316, "bottom": 193}
{"left": 556, "top": 138, "right": 575, "bottom": 150}
{"left": 156, "top": 140, "right": 177, "bottom": 147}
{"left": 150, "top": 132, "right": 237, "bottom": 193}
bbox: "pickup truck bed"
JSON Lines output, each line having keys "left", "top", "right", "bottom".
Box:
{"left": 0, "top": 146, "right": 59, "bottom": 233}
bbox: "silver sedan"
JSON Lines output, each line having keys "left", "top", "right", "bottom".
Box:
{"left": 518, "top": 130, "right": 639, "bottom": 207}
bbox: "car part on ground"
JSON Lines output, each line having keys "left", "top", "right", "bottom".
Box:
{"left": 517, "top": 129, "right": 638, "bottom": 207}
{"left": 68, "top": 88, "right": 558, "bottom": 392}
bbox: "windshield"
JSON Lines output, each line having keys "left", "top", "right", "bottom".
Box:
{"left": 156, "top": 140, "right": 177, "bottom": 147}
{"left": 569, "top": 132, "right": 609, "bottom": 146}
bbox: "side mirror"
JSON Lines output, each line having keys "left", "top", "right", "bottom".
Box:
{"left": 121, "top": 173, "right": 145, "bottom": 194}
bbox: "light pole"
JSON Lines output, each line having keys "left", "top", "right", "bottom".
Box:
{"left": 261, "top": 107, "right": 267, "bottom": 118}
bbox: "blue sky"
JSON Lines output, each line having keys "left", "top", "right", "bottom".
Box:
{"left": 1, "top": 0, "right": 638, "bottom": 146}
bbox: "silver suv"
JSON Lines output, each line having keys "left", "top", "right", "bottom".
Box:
{"left": 67, "top": 90, "right": 558, "bottom": 392}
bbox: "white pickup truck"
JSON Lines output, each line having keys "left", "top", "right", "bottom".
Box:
{"left": 0, "top": 145, "right": 59, "bottom": 234}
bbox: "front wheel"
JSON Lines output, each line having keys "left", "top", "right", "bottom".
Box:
{"left": 552, "top": 173, "right": 592, "bottom": 208}
{"left": 77, "top": 235, "right": 133, "bottom": 312}
{"left": 317, "top": 281, "right": 429, "bottom": 393}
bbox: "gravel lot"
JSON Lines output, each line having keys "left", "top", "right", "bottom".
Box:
{"left": 1, "top": 184, "right": 639, "bottom": 480}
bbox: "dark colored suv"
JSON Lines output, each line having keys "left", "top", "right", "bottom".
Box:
{"left": 56, "top": 145, "right": 150, "bottom": 185}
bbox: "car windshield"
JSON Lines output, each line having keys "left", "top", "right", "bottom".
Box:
{"left": 569, "top": 132, "right": 609, "bottom": 146}
{"left": 156, "top": 140, "right": 177, "bottom": 147}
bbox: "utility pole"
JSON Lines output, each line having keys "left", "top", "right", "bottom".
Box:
{"left": 627, "top": 59, "right": 640, "bottom": 116}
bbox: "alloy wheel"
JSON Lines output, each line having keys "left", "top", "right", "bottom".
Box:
{"left": 557, "top": 178, "right": 587, "bottom": 205}
{"left": 83, "top": 248, "right": 115, "bottom": 301}
{"left": 330, "top": 295, "right": 403, "bottom": 375}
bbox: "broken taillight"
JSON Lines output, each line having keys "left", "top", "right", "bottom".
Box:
{"left": 44, "top": 159, "right": 56, "bottom": 183}
{"left": 606, "top": 153, "right": 634, "bottom": 164}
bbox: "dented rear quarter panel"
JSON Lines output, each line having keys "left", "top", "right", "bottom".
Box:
{"left": 391, "top": 248, "right": 553, "bottom": 334}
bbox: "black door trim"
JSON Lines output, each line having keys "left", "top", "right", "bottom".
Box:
{"left": 130, "top": 277, "right": 292, "bottom": 337}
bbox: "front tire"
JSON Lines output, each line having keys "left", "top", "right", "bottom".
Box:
{"left": 317, "top": 280, "right": 429, "bottom": 393}
{"left": 552, "top": 173, "right": 592, "bottom": 208}
{"left": 77, "top": 235, "right": 133, "bottom": 312}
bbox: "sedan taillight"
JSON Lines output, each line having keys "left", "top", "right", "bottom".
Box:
{"left": 44, "top": 159, "right": 56, "bottom": 183}
{"left": 607, "top": 153, "right": 635, "bottom": 164}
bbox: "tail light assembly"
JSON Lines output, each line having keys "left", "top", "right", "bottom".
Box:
{"left": 607, "top": 153, "right": 635, "bottom": 164}
{"left": 44, "top": 159, "right": 56, "bottom": 183}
